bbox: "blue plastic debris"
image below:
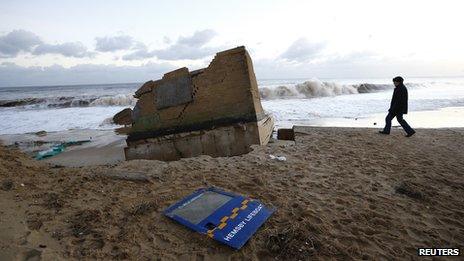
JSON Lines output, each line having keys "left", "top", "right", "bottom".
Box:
{"left": 164, "top": 187, "right": 275, "bottom": 249}
{"left": 35, "top": 140, "right": 91, "bottom": 160}
{"left": 35, "top": 144, "right": 65, "bottom": 160}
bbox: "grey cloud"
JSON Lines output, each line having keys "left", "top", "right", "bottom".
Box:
{"left": 155, "top": 29, "right": 218, "bottom": 60}
{"left": 0, "top": 29, "right": 96, "bottom": 58}
{"left": 95, "top": 35, "right": 134, "bottom": 52}
{"left": 122, "top": 29, "right": 219, "bottom": 61}
{"left": 280, "top": 38, "right": 326, "bottom": 62}
{"left": 327, "top": 51, "right": 379, "bottom": 64}
{"left": 0, "top": 62, "right": 175, "bottom": 87}
{"left": 154, "top": 45, "right": 215, "bottom": 60}
{"left": 163, "top": 36, "right": 171, "bottom": 44}
{"left": 122, "top": 43, "right": 156, "bottom": 61}
{"left": 33, "top": 42, "right": 95, "bottom": 58}
{"left": 177, "top": 29, "right": 216, "bottom": 47}
{"left": 254, "top": 51, "right": 430, "bottom": 79}
{"left": 0, "top": 30, "right": 42, "bottom": 57}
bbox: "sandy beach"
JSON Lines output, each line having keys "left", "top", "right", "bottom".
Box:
{"left": 1, "top": 126, "right": 463, "bottom": 260}
{"left": 3, "top": 0, "right": 464, "bottom": 259}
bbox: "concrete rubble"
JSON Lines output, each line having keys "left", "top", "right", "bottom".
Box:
{"left": 115, "top": 46, "right": 274, "bottom": 161}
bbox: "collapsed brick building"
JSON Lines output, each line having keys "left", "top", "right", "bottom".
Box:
{"left": 115, "top": 46, "right": 274, "bottom": 161}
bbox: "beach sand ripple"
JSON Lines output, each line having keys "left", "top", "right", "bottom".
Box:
{"left": 1, "top": 127, "right": 463, "bottom": 260}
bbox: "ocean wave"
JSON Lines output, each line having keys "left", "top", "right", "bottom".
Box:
{"left": 259, "top": 79, "right": 393, "bottom": 99}
{"left": 90, "top": 94, "right": 136, "bottom": 106}
{"left": 0, "top": 80, "right": 426, "bottom": 108}
{"left": 0, "top": 94, "right": 136, "bottom": 109}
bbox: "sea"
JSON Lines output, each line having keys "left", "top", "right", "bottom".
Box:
{"left": 1, "top": 77, "right": 464, "bottom": 135}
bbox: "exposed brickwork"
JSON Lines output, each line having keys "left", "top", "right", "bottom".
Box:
{"left": 122, "top": 46, "right": 274, "bottom": 161}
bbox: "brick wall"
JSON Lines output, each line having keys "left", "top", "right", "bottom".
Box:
{"left": 129, "top": 46, "right": 265, "bottom": 139}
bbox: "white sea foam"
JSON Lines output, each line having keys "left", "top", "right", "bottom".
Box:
{"left": 90, "top": 94, "right": 136, "bottom": 106}
{"left": 0, "top": 78, "right": 463, "bottom": 134}
{"left": 0, "top": 94, "right": 136, "bottom": 109}
{"left": 0, "top": 106, "right": 127, "bottom": 134}
{"left": 259, "top": 79, "right": 392, "bottom": 99}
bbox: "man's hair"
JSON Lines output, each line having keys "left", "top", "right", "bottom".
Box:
{"left": 393, "top": 76, "right": 404, "bottom": 83}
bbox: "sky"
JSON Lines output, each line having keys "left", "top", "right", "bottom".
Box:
{"left": 0, "top": 0, "right": 463, "bottom": 87}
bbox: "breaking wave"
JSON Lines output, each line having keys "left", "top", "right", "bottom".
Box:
{"left": 0, "top": 79, "right": 426, "bottom": 108}
{"left": 259, "top": 79, "right": 392, "bottom": 99}
{"left": 0, "top": 94, "right": 136, "bottom": 109}
{"left": 90, "top": 94, "right": 136, "bottom": 106}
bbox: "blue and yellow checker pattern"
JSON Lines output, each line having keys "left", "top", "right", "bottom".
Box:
{"left": 207, "top": 199, "right": 250, "bottom": 238}
{"left": 164, "top": 187, "right": 275, "bottom": 249}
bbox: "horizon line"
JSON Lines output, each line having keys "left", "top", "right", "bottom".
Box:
{"left": 1, "top": 75, "right": 464, "bottom": 89}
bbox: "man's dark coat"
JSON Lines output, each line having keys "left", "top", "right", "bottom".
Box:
{"left": 389, "top": 84, "right": 408, "bottom": 114}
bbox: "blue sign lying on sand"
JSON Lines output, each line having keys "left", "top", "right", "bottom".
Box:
{"left": 164, "top": 187, "right": 275, "bottom": 249}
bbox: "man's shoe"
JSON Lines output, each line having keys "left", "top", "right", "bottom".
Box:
{"left": 378, "top": 131, "right": 389, "bottom": 135}
{"left": 405, "top": 131, "right": 416, "bottom": 137}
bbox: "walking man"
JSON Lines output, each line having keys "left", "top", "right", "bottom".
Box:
{"left": 379, "top": 76, "right": 416, "bottom": 137}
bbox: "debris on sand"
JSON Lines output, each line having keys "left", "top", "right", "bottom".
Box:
{"left": 395, "top": 181, "right": 424, "bottom": 200}
{"left": 128, "top": 201, "right": 158, "bottom": 216}
{"left": 43, "top": 192, "right": 64, "bottom": 210}
{"left": 164, "top": 187, "right": 275, "bottom": 249}
{"left": 1, "top": 179, "right": 13, "bottom": 191}
{"left": 35, "top": 140, "right": 91, "bottom": 160}
{"left": 35, "top": 130, "right": 47, "bottom": 137}
{"left": 269, "top": 154, "right": 287, "bottom": 161}
{"left": 26, "top": 214, "right": 44, "bottom": 230}
{"left": 277, "top": 128, "right": 295, "bottom": 141}
{"left": 69, "top": 209, "right": 101, "bottom": 237}
{"left": 265, "top": 222, "right": 321, "bottom": 260}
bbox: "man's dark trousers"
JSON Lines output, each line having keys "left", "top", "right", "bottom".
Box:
{"left": 383, "top": 112, "right": 415, "bottom": 135}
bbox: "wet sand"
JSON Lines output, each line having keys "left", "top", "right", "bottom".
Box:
{"left": 276, "top": 107, "right": 464, "bottom": 129}
{"left": 1, "top": 127, "right": 463, "bottom": 260}
{"left": 0, "top": 129, "right": 126, "bottom": 167}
